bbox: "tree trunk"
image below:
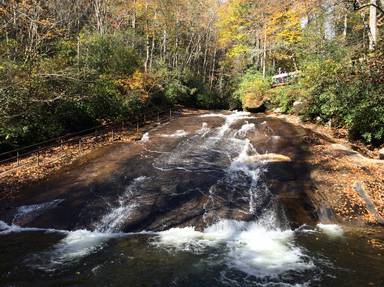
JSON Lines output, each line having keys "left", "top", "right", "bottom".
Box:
{"left": 343, "top": 14, "right": 348, "bottom": 39}
{"left": 94, "top": 0, "right": 104, "bottom": 34}
{"left": 162, "top": 30, "right": 167, "bottom": 61}
{"left": 369, "top": 0, "right": 378, "bottom": 50}
{"left": 262, "top": 31, "right": 267, "bottom": 78}
{"left": 255, "top": 36, "right": 260, "bottom": 70}
{"left": 210, "top": 48, "right": 217, "bottom": 89}
{"left": 149, "top": 35, "right": 155, "bottom": 70}
{"left": 203, "top": 33, "right": 209, "bottom": 81}
{"left": 174, "top": 34, "right": 179, "bottom": 68}
{"left": 144, "top": 0, "right": 149, "bottom": 72}
{"left": 132, "top": 0, "right": 136, "bottom": 29}
{"left": 77, "top": 35, "right": 80, "bottom": 71}
{"left": 145, "top": 34, "right": 150, "bottom": 72}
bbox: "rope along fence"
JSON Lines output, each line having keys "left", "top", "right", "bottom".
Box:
{"left": 0, "top": 106, "right": 176, "bottom": 178}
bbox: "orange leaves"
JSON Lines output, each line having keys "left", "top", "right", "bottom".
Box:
{"left": 116, "top": 71, "right": 153, "bottom": 103}
{"left": 123, "top": 71, "right": 147, "bottom": 90}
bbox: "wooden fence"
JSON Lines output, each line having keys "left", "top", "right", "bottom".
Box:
{"left": 0, "top": 107, "right": 175, "bottom": 178}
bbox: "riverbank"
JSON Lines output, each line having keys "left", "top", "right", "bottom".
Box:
{"left": 0, "top": 108, "right": 191, "bottom": 201}
{"left": 271, "top": 112, "right": 384, "bottom": 226}
{"left": 274, "top": 112, "right": 383, "bottom": 159}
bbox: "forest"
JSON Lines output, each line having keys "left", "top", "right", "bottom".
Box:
{"left": 1, "top": 0, "right": 383, "bottom": 152}
{"left": 1, "top": 2, "right": 384, "bottom": 286}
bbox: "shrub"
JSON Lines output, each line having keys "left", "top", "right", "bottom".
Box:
{"left": 82, "top": 33, "right": 140, "bottom": 76}
{"left": 297, "top": 40, "right": 384, "bottom": 145}
{"left": 233, "top": 69, "right": 271, "bottom": 110}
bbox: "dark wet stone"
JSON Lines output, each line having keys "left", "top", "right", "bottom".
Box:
{"left": 0, "top": 111, "right": 326, "bottom": 231}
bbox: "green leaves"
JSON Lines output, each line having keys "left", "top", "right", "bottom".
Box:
{"left": 83, "top": 33, "right": 140, "bottom": 76}
{"left": 295, "top": 37, "right": 384, "bottom": 145}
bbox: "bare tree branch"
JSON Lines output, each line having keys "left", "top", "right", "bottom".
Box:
{"left": 353, "top": 0, "right": 384, "bottom": 15}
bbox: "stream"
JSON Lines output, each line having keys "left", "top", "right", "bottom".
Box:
{"left": 1, "top": 111, "right": 383, "bottom": 286}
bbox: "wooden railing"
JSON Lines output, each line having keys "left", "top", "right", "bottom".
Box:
{"left": 271, "top": 71, "right": 300, "bottom": 87}
{"left": 0, "top": 106, "right": 176, "bottom": 178}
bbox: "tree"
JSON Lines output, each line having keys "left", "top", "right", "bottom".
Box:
{"left": 369, "top": 0, "right": 378, "bottom": 50}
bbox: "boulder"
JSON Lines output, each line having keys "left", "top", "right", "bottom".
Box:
{"left": 379, "top": 148, "right": 384, "bottom": 160}
{"left": 242, "top": 93, "right": 266, "bottom": 113}
{"left": 292, "top": 101, "right": 304, "bottom": 114}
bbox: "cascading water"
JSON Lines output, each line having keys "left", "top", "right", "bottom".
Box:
{"left": 1, "top": 111, "right": 383, "bottom": 287}
{"left": 94, "top": 176, "right": 148, "bottom": 233}
{"left": 150, "top": 113, "right": 311, "bottom": 279}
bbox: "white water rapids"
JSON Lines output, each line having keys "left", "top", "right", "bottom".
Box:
{"left": 155, "top": 213, "right": 314, "bottom": 278}
{"left": 0, "top": 111, "right": 345, "bottom": 283}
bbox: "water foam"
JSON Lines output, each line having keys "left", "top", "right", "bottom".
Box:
{"left": 0, "top": 220, "right": 58, "bottom": 234}
{"left": 197, "top": 122, "right": 210, "bottom": 137}
{"left": 228, "top": 139, "right": 270, "bottom": 213}
{"left": 50, "top": 230, "right": 112, "bottom": 261}
{"left": 24, "top": 230, "right": 123, "bottom": 272}
{"left": 0, "top": 220, "right": 11, "bottom": 231}
{"left": 95, "top": 176, "right": 148, "bottom": 232}
{"left": 217, "top": 112, "right": 252, "bottom": 137}
{"left": 200, "top": 113, "right": 227, "bottom": 118}
{"left": 236, "top": 121, "right": 256, "bottom": 138}
{"left": 12, "top": 199, "right": 64, "bottom": 224}
{"left": 141, "top": 132, "right": 150, "bottom": 142}
{"left": 317, "top": 224, "right": 344, "bottom": 238}
{"left": 161, "top": 130, "right": 189, "bottom": 138}
{"left": 155, "top": 216, "right": 313, "bottom": 278}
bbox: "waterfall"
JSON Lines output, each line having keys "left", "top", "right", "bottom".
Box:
{"left": 0, "top": 112, "right": 325, "bottom": 278}
{"left": 94, "top": 176, "right": 148, "bottom": 233}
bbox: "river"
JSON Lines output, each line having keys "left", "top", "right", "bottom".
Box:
{"left": 1, "top": 111, "right": 383, "bottom": 286}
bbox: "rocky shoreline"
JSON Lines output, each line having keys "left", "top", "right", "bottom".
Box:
{"left": 272, "top": 113, "right": 384, "bottom": 226}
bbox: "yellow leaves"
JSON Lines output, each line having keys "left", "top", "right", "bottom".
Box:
{"left": 126, "top": 71, "right": 146, "bottom": 90}
{"left": 216, "top": 0, "right": 248, "bottom": 48}
{"left": 217, "top": 0, "right": 306, "bottom": 64}
{"left": 228, "top": 44, "right": 249, "bottom": 58}
{"left": 267, "top": 8, "right": 302, "bottom": 45}
{"left": 115, "top": 71, "right": 152, "bottom": 103}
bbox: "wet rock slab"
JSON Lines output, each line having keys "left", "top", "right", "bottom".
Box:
{"left": 0, "top": 110, "right": 356, "bottom": 231}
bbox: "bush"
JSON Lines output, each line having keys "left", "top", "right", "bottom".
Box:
{"left": 266, "top": 85, "right": 305, "bottom": 113}
{"left": 82, "top": 33, "right": 140, "bottom": 76}
{"left": 233, "top": 69, "right": 271, "bottom": 110}
{"left": 0, "top": 33, "right": 144, "bottom": 152}
{"left": 297, "top": 39, "right": 384, "bottom": 145}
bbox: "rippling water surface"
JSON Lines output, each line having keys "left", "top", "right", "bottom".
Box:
{"left": 1, "top": 111, "right": 383, "bottom": 286}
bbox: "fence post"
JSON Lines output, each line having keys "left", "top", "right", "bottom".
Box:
{"left": 36, "top": 152, "right": 40, "bottom": 166}
{"left": 60, "top": 139, "right": 63, "bottom": 151}
{"left": 157, "top": 111, "right": 160, "bottom": 123}
{"left": 169, "top": 107, "right": 172, "bottom": 119}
